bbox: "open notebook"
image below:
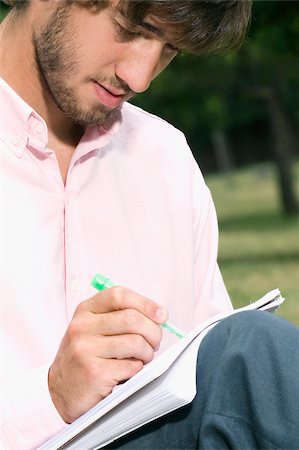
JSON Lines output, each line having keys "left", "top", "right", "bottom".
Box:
{"left": 39, "top": 289, "right": 284, "bottom": 450}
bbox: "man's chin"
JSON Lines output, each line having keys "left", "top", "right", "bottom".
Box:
{"left": 63, "top": 104, "right": 115, "bottom": 127}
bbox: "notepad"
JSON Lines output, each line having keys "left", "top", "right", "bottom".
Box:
{"left": 39, "top": 289, "right": 284, "bottom": 450}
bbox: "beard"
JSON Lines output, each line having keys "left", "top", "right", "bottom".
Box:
{"left": 32, "top": 5, "right": 126, "bottom": 126}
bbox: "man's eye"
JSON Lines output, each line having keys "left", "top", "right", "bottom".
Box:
{"left": 114, "top": 21, "right": 140, "bottom": 41}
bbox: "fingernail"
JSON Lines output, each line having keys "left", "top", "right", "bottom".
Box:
{"left": 156, "top": 308, "right": 168, "bottom": 323}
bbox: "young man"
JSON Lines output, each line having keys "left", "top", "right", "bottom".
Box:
{"left": 1, "top": 1, "right": 298, "bottom": 449}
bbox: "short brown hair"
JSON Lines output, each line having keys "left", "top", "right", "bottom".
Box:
{"left": 6, "top": 0, "right": 252, "bottom": 55}
{"left": 119, "top": 0, "right": 252, "bottom": 55}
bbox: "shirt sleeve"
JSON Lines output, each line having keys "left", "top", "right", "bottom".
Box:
{"left": 0, "top": 363, "right": 67, "bottom": 450}
{"left": 190, "top": 155, "right": 233, "bottom": 322}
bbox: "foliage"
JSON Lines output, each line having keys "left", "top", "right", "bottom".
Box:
{"left": 0, "top": 1, "right": 9, "bottom": 20}
{"left": 206, "top": 161, "right": 299, "bottom": 325}
{"left": 132, "top": 1, "right": 299, "bottom": 171}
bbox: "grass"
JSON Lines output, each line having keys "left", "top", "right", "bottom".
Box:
{"left": 206, "top": 162, "right": 299, "bottom": 325}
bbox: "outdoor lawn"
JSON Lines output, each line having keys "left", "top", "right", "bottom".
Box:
{"left": 206, "top": 162, "right": 299, "bottom": 325}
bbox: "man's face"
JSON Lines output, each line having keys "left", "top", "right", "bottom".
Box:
{"left": 32, "top": 1, "right": 179, "bottom": 126}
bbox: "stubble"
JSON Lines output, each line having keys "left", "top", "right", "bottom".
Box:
{"left": 32, "top": 4, "right": 114, "bottom": 126}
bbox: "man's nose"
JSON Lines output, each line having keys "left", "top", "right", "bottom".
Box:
{"left": 116, "top": 40, "right": 164, "bottom": 94}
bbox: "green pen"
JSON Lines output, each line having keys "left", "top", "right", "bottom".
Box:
{"left": 91, "top": 273, "right": 186, "bottom": 339}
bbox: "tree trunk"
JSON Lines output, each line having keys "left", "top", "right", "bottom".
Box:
{"left": 211, "top": 129, "right": 235, "bottom": 174}
{"left": 266, "top": 89, "right": 299, "bottom": 215}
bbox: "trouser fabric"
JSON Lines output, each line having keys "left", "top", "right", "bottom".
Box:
{"left": 104, "top": 311, "right": 299, "bottom": 449}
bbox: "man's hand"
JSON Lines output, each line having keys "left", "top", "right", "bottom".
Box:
{"left": 48, "top": 287, "right": 168, "bottom": 423}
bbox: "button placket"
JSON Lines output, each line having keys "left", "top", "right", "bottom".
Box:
{"left": 70, "top": 276, "right": 80, "bottom": 293}
{"left": 64, "top": 171, "right": 86, "bottom": 319}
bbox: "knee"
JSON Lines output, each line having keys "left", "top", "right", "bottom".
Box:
{"left": 212, "top": 310, "right": 283, "bottom": 342}
{"left": 196, "top": 311, "right": 278, "bottom": 390}
{"left": 196, "top": 311, "right": 299, "bottom": 402}
{"left": 200, "top": 310, "right": 296, "bottom": 368}
{"left": 196, "top": 312, "right": 265, "bottom": 374}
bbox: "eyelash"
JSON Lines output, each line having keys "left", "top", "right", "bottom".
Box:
{"left": 113, "top": 21, "right": 180, "bottom": 54}
{"left": 114, "top": 21, "right": 141, "bottom": 41}
{"left": 166, "top": 43, "right": 180, "bottom": 54}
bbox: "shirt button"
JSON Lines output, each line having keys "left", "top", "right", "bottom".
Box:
{"left": 70, "top": 277, "right": 80, "bottom": 292}
{"left": 12, "top": 136, "right": 22, "bottom": 147}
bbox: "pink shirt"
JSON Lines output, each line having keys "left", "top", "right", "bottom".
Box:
{"left": 0, "top": 77, "right": 232, "bottom": 449}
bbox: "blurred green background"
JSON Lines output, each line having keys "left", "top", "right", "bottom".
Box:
{"left": 1, "top": 1, "right": 298, "bottom": 323}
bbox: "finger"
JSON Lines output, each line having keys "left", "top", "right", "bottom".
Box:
{"left": 82, "top": 286, "right": 168, "bottom": 324}
{"left": 77, "top": 309, "right": 162, "bottom": 351}
{"left": 91, "top": 334, "right": 155, "bottom": 364}
{"left": 95, "top": 357, "right": 144, "bottom": 389}
{"left": 69, "top": 357, "right": 144, "bottom": 404}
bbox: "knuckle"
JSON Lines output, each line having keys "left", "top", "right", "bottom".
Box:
{"left": 145, "top": 350, "right": 155, "bottom": 364}
{"left": 123, "top": 309, "right": 139, "bottom": 331}
{"left": 97, "top": 361, "right": 114, "bottom": 384}
{"left": 148, "top": 334, "right": 160, "bottom": 353}
{"left": 126, "top": 359, "right": 144, "bottom": 375}
{"left": 74, "top": 300, "right": 87, "bottom": 315}
{"left": 70, "top": 339, "right": 88, "bottom": 361}
{"left": 84, "top": 360, "right": 100, "bottom": 383}
{"left": 129, "top": 335, "right": 154, "bottom": 363}
{"left": 143, "top": 300, "right": 156, "bottom": 318}
{"left": 115, "top": 359, "right": 143, "bottom": 380}
{"left": 110, "top": 286, "right": 127, "bottom": 308}
{"left": 130, "top": 333, "right": 145, "bottom": 353}
{"left": 67, "top": 320, "right": 84, "bottom": 340}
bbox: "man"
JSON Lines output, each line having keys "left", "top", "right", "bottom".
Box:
{"left": 1, "top": 1, "right": 298, "bottom": 449}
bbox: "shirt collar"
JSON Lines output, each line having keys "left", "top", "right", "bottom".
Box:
{"left": 75, "top": 107, "right": 123, "bottom": 160}
{"left": 0, "top": 77, "right": 123, "bottom": 159}
{"left": 0, "top": 77, "right": 38, "bottom": 157}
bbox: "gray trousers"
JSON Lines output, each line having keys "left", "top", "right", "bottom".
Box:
{"left": 105, "top": 311, "right": 299, "bottom": 449}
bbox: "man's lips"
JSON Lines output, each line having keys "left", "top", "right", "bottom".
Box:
{"left": 93, "top": 82, "right": 127, "bottom": 109}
